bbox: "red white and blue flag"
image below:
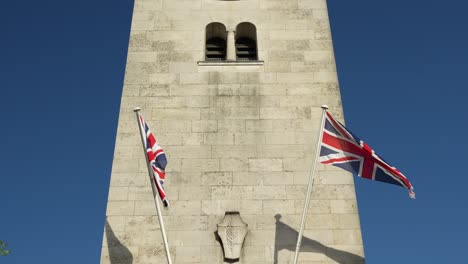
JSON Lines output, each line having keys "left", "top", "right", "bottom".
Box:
{"left": 137, "top": 113, "right": 170, "bottom": 207}
{"left": 319, "top": 111, "right": 415, "bottom": 198}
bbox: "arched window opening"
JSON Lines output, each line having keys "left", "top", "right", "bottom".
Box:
{"left": 205, "top": 23, "right": 227, "bottom": 61}
{"left": 235, "top": 22, "right": 257, "bottom": 61}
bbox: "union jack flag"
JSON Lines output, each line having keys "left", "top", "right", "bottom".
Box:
{"left": 137, "top": 113, "right": 170, "bottom": 207}
{"left": 319, "top": 111, "right": 415, "bottom": 198}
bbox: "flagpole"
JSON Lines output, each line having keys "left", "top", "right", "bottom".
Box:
{"left": 293, "top": 105, "right": 328, "bottom": 264}
{"left": 134, "top": 107, "right": 173, "bottom": 264}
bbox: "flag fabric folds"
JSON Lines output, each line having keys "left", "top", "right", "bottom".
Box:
{"left": 319, "top": 111, "right": 415, "bottom": 198}
{"left": 137, "top": 113, "right": 170, "bottom": 207}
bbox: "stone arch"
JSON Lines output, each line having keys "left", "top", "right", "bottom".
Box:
{"left": 235, "top": 22, "right": 258, "bottom": 61}
{"left": 205, "top": 22, "right": 227, "bottom": 61}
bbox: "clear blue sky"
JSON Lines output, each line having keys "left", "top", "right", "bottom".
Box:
{"left": 1, "top": 0, "right": 467, "bottom": 263}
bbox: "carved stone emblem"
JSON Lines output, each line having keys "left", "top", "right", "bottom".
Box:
{"left": 217, "top": 211, "right": 248, "bottom": 260}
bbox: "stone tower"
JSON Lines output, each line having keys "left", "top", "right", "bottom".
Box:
{"left": 101, "top": 0, "right": 365, "bottom": 263}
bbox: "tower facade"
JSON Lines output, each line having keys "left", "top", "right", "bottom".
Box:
{"left": 101, "top": 0, "right": 365, "bottom": 263}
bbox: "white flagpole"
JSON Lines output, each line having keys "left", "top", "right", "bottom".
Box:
{"left": 293, "top": 105, "right": 328, "bottom": 264}
{"left": 134, "top": 107, "right": 172, "bottom": 264}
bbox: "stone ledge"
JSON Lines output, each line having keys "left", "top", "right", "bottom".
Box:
{"left": 198, "top": 61, "right": 264, "bottom": 66}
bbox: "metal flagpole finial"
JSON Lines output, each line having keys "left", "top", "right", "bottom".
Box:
{"left": 133, "top": 107, "right": 141, "bottom": 112}
{"left": 321, "top": 105, "right": 329, "bottom": 110}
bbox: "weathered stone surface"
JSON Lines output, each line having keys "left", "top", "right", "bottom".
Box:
{"left": 102, "top": 0, "right": 364, "bottom": 263}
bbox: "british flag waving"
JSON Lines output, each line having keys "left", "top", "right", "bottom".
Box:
{"left": 137, "top": 113, "right": 170, "bottom": 207}
{"left": 319, "top": 111, "right": 415, "bottom": 198}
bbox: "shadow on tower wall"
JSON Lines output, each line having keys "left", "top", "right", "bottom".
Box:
{"left": 105, "top": 219, "right": 133, "bottom": 264}
{"left": 274, "top": 214, "right": 365, "bottom": 264}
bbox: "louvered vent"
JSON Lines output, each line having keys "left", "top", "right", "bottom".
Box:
{"left": 235, "top": 37, "right": 257, "bottom": 61}
{"left": 206, "top": 37, "right": 226, "bottom": 61}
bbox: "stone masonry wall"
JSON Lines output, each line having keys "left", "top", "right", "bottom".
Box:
{"left": 101, "top": 0, "right": 365, "bottom": 263}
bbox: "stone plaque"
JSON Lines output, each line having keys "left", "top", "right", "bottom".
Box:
{"left": 217, "top": 212, "right": 248, "bottom": 260}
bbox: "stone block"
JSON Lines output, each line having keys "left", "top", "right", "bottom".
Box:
{"left": 110, "top": 172, "right": 146, "bottom": 187}
{"left": 217, "top": 120, "right": 246, "bottom": 132}
{"left": 163, "top": 0, "right": 202, "bottom": 10}
{"left": 238, "top": 246, "right": 265, "bottom": 262}
{"left": 169, "top": 62, "right": 198, "bottom": 73}
{"left": 235, "top": 132, "right": 266, "bottom": 145}
{"left": 260, "top": 0, "right": 298, "bottom": 10}
{"left": 257, "top": 145, "right": 305, "bottom": 158}
{"left": 259, "top": 96, "right": 281, "bottom": 108}
{"left": 212, "top": 145, "right": 257, "bottom": 158}
{"left": 177, "top": 186, "right": 212, "bottom": 200}
{"left": 191, "top": 120, "right": 218, "bottom": 133}
{"left": 277, "top": 72, "right": 316, "bottom": 83}
{"left": 204, "top": 132, "right": 235, "bottom": 145}
{"left": 126, "top": 216, "right": 160, "bottom": 233}
{"left": 219, "top": 158, "right": 249, "bottom": 172}
{"left": 298, "top": 0, "right": 327, "bottom": 9}
{"left": 134, "top": 201, "right": 157, "bottom": 216}
{"left": 317, "top": 170, "right": 354, "bottom": 185}
{"left": 261, "top": 171, "right": 294, "bottom": 185}
{"left": 201, "top": 200, "right": 241, "bottom": 215}
{"left": 169, "top": 172, "right": 201, "bottom": 186}
{"left": 108, "top": 187, "right": 129, "bottom": 201}
{"left": 246, "top": 120, "right": 273, "bottom": 132}
{"left": 134, "top": 0, "right": 163, "bottom": 11}
{"left": 260, "top": 107, "right": 310, "bottom": 119}
{"left": 167, "top": 200, "right": 202, "bottom": 216}
{"left": 148, "top": 120, "right": 191, "bottom": 132}
{"left": 138, "top": 84, "right": 171, "bottom": 97}
{"left": 294, "top": 199, "right": 331, "bottom": 214}
{"left": 211, "top": 95, "right": 240, "bottom": 108}
{"left": 232, "top": 172, "right": 262, "bottom": 186}
{"left": 105, "top": 216, "right": 126, "bottom": 232}
{"left": 180, "top": 72, "right": 209, "bottom": 84}
{"left": 200, "top": 246, "right": 223, "bottom": 263}
{"left": 138, "top": 246, "right": 176, "bottom": 263}
{"left": 270, "top": 30, "right": 315, "bottom": 40}
{"left": 164, "top": 215, "right": 208, "bottom": 231}
{"left": 263, "top": 132, "right": 299, "bottom": 145}
{"left": 127, "top": 186, "right": 153, "bottom": 201}
{"left": 152, "top": 108, "right": 201, "bottom": 120}
{"left": 248, "top": 158, "right": 283, "bottom": 172}
{"left": 181, "top": 159, "right": 219, "bottom": 172}
{"left": 149, "top": 96, "right": 209, "bottom": 108}
{"left": 284, "top": 185, "right": 307, "bottom": 200}
{"left": 168, "top": 146, "right": 211, "bottom": 158}
{"left": 305, "top": 214, "right": 340, "bottom": 229}
{"left": 226, "top": 84, "right": 256, "bottom": 96}
{"left": 333, "top": 229, "right": 363, "bottom": 245}
{"left": 338, "top": 214, "right": 361, "bottom": 229}
{"left": 283, "top": 158, "right": 312, "bottom": 172}
{"left": 201, "top": 172, "right": 233, "bottom": 186}
{"left": 211, "top": 186, "right": 255, "bottom": 200}
{"left": 107, "top": 201, "right": 135, "bottom": 216}
{"left": 262, "top": 200, "right": 295, "bottom": 214}
{"left": 169, "top": 84, "right": 216, "bottom": 96}
{"left": 240, "top": 200, "right": 263, "bottom": 215}
{"left": 176, "top": 246, "right": 202, "bottom": 263}
{"left": 271, "top": 119, "right": 316, "bottom": 132}
{"left": 202, "top": 108, "right": 260, "bottom": 120}
{"left": 182, "top": 133, "right": 204, "bottom": 145}
{"left": 280, "top": 95, "right": 318, "bottom": 107}
{"left": 304, "top": 229, "right": 334, "bottom": 245}
{"left": 330, "top": 200, "right": 358, "bottom": 214}
{"left": 255, "top": 186, "right": 287, "bottom": 199}
{"left": 249, "top": 230, "right": 277, "bottom": 247}
{"left": 148, "top": 73, "right": 178, "bottom": 84}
